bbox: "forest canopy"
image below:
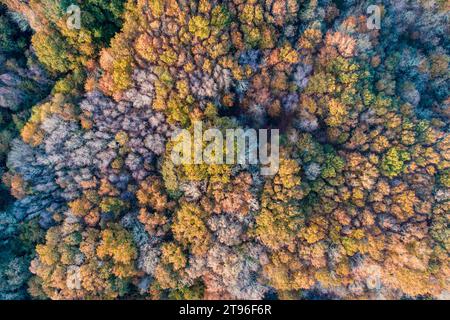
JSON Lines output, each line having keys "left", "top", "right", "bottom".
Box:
{"left": 0, "top": 0, "right": 448, "bottom": 300}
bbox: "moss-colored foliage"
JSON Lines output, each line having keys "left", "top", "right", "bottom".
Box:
{"left": 172, "top": 203, "right": 210, "bottom": 256}
{"left": 21, "top": 0, "right": 126, "bottom": 90}
{"left": 381, "top": 147, "right": 410, "bottom": 178}
{"left": 168, "top": 281, "right": 205, "bottom": 300}
{"left": 96, "top": 224, "right": 137, "bottom": 269}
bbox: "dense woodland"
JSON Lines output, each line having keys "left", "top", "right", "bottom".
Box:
{"left": 0, "top": 0, "right": 448, "bottom": 300}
